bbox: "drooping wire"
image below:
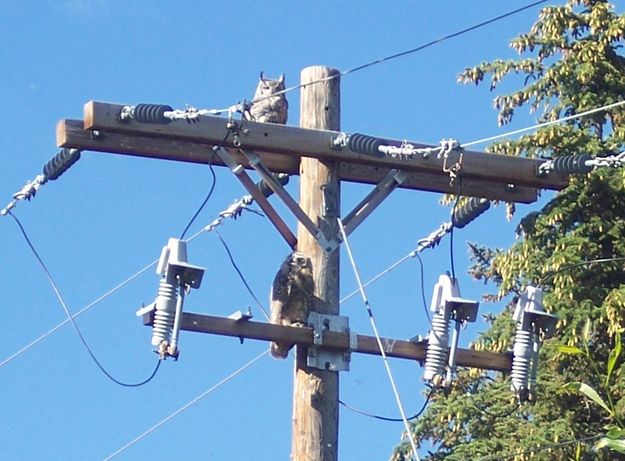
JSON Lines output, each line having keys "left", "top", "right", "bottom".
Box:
{"left": 179, "top": 131, "right": 230, "bottom": 239}
{"left": 337, "top": 218, "right": 421, "bottom": 461}
{"left": 414, "top": 252, "right": 431, "bottom": 324}
{"left": 8, "top": 211, "right": 161, "bottom": 387}
{"left": 0, "top": 258, "right": 157, "bottom": 369}
{"left": 537, "top": 257, "right": 625, "bottom": 288}
{"left": 1, "top": 191, "right": 263, "bottom": 369}
{"left": 103, "top": 349, "right": 269, "bottom": 460}
{"left": 474, "top": 400, "right": 521, "bottom": 419}
{"left": 339, "top": 388, "right": 433, "bottom": 422}
{"left": 473, "top": 434, "right": 602, "bottom": 461}
{"left": 214, "top": 229, "right": 270, "bottom": 321}
{"left": 180, "top": 161, "right": 216, "bottom": 239}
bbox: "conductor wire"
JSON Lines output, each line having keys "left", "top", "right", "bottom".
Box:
{"left": 338, "top": 218, "right": 421, "bottom": 461}
{"left": 214, "top": 229, "right": 270, "bottom": 321}
{"left": 237, "top": 0, "right": 547, "bottom": 110}
{"left": 8, "top": 211, "right": 161, "bottom": 387}
{"left": 103, "top": 350, "right": 269, "bottom": 460}
{"left": 1, "top": 192, "right": 263, "bottom": 369}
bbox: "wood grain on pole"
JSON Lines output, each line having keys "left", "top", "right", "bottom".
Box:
{"left": 293, "top": 66, "right": 341, "bottom": 461}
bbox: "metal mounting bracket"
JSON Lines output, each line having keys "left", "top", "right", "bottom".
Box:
{"left": 242, "top": 150, "right": 341, "bottom": 253}
{"left": 342, "top": 168, "right": 408, "bottom": 237}
{"left": 307, "top": 312, "right": 351, "bottom": 372}
{"left": 214, "top": 147, "right": 297, "bottom": 249}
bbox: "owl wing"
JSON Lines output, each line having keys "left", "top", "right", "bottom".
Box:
{"left": 269, "top": 259, "right": 294, "bottom": 359}
{"left": 270, "top": 259, "right": 292, "bottom": 325}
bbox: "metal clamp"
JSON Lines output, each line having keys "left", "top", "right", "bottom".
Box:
{"left": 307, "top": 312, "right": 351, "bottom": 372}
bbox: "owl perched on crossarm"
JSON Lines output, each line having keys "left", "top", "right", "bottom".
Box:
{"left": 244, "top": 72, "right": 288, "bottom": 124}
{"left": 270, "top": 251, "right": 314, "bottom": 359}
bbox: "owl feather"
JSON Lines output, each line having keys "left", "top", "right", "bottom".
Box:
{"left": 245, "top": 72, "right": 288, "bottom": 125}
{"left": 270, "top": 251, "right": 314, "bottom": 359}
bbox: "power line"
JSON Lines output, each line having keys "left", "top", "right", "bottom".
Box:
{"left": 462, "top": 99, "right": 625, "bottom": 148}
{"left": 1, "top": 194, "right": 263, "bottom": 369}
{"left": 179, "top": 134, "right": 230, "bottom": 240}
{"left": 0, "top": 258, "right": 156, "bottom": 369}
{"left": 236, "top": 0, "right": 547, "bottom": 110}
{"left": 338, "top": 218, "right": 421, "bottom": 461}
{"left": 474, "top": 434, "right": 602, "bottom": 461}
{"left": 102, "top": 349, "right": 269, "bottom": 461}
{"left": 9, "top": 211, "right": 162, "bottom": 387}
{"left": 537, "top": 256, "right": 625, "bottom": 288}
{"left": 214, "top": 229, "right": 270, "bottom": 321}
{"left": 339, "top": 388, "right": 433, "bottom": 422}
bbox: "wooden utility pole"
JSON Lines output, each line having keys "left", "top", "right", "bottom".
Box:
{"left": 293, "top": 66, "right": 341, "bottom": 461}
{"left": 54, "top": 68, "right": 572, "bottom": 461}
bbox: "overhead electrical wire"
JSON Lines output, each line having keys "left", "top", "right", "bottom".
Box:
{"left": 462, "top": 99, "right": 625, "bottom": 148}
{"left": 537, "top": 257, "right": 625, "bottom": 288}
{"left": 179, "top": 133, "right": 230, "bottom": 240}
{"left": 338, "top": 218, "right": 421, "bottom": 461}
{"left": 1, "top": 195, "right": 261, "bottom": 369}
{"left": 102, "top": 350, "right": 269, "bottom": 461}
{"left": 0, "top": 258, "right": 156, "bottom": 369}
{"left": 225, "top": 0, "right": 548, "bottom": 112}
{"left": 214, "top": 229, "right": 270, "bottom": 321}
{"left": 8, "top": 211, "right": 161, "bottom": 387}
{"left": 1, "top": 0, "right": 593, "bottom": 371}
{"left": 339, "top": 388, "right": 433, "bottom": 422}
{"left": 473, "top": 434, "right": 602, "bottom": 461}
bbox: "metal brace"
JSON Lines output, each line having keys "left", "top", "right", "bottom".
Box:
{"left": 242, "top": 150, "right": 340, "bottom": 253}
{"left": 307, "top": 312, "right": 351, "bottom": 372}
{"left": 341, "top": 168, "right": 408, "bottom": 237}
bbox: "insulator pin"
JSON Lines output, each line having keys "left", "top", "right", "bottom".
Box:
{"left": 133, "top": 103, "right": 174, "bottom": 124}
{"left": 348, "top": 133, "right": 384, "bottom": 157}
{"left": 257, "top": 173, "right": 289, "bottom": 198}
{"left": 552, "top": 154, "right": 593, "bottom": 174}
{"left": 452, "top": 198, "right": 490, "bottom": 229}
{"left": 42, "top": 148, "right": 81, "bottom": 182}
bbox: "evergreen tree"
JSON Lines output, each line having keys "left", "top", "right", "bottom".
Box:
{"left": 393, "top": 1, "right": 625, "bottom": 459}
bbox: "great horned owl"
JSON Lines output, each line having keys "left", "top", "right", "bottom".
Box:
{"left": 245, "top": 72, "right": 288, "bottom": 124}
{"left": 270, "top": 251, "right": 314, "bottom": 359}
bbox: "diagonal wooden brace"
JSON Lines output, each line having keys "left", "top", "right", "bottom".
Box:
{"left": 242, "top": 150, "right": 340, "bottom": 253}
{"left": 214, "top": 147, "right": 297, "bottom": 249}
{"left": 342, "top": 169, "right": 408, "bottom": 237}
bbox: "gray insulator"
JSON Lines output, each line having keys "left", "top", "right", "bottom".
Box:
{"left": 257, "top": 173, "right": 289, "bottom": 198}
{"left": 133, "top": 103, "right": 174, "bottom": 124}
{"left": 348, "top": 133, "right": 385, "bottom": 157}
{"left": 42, "top": 148, "right": 81, "bottom": 182}
{"left": 510, "top": 328, "right": 533, "bottom": 399}
{"left": 452, "top": 198, "right": 490, "bottom": 229}
{"left": 151, "top": 279, "right": 178, "bottom": 346}
{"left": 423, "top": 309, "right": 450, "bottom": 385}
{"left": 552, "top": 154, "right": 593, "bottom": 174}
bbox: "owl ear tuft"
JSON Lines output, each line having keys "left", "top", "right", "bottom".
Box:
{"left": 278, "top": 74, "right": 285, "bottom": 83}
{"left": 260, "top": 71, "right": 267, "bottom": 83}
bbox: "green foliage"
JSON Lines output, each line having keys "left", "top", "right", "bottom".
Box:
{"left": 392, "top": 1, "right": 625, "bottom": 460}
{"left": 561, "top": 334, "right": 624, "bottom": 454}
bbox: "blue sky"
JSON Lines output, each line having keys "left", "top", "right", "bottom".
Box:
{"left": 0, "top": 1, "right": 587, "bottom": 460}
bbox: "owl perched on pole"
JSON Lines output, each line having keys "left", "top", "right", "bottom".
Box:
{"left": 270, "top": 251, "right": 314, "bottom": 359}
{"left": 244, "top": 72, "right": 289, "bottom": 124}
